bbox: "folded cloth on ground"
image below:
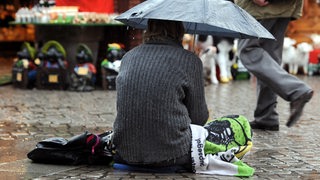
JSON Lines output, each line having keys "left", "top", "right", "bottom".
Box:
{"left": 191, "top": 115, "right": 254, "bottom": 177}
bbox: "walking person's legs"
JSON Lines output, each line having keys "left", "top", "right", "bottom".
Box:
{"left": 253, "top": 18, "right": 288, "bottom": 130}
{"left": 237, "top": 18, "right": 313, "bottom": 130}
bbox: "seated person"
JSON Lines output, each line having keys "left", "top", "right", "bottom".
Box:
{"left": 39, "top": 40, "right": 68, "bottom": 69}
{"left": 112, "top": 19, "right": 209, "bottom": 171}
{"left": 100, "top": 43, "right": 126, "bottom": 90}
{"left": 101, "top": 43, "right": 126, "bottom": 73}
{"left": 70, "top": 44, "right": 96, "bottom": 91}
{"left": 36, "top": 41, "right": 68, "bottom": 89}
{"left": 12, "top": 42, "right": 37, "bottom": 87}
{"left": 43, "top": 47, "right": 67, "bottom": 69}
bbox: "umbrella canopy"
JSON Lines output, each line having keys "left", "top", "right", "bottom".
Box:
{"left": 115, "top": 0, "right": 274, "bottom": 39}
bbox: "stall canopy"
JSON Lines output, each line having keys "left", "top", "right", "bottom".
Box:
{"left": 56, "top": 0, "right": 114, "bottom": 13}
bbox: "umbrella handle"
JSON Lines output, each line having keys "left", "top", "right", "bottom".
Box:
{"left": 191, "top": 23, "right": 197, "bottom": 53}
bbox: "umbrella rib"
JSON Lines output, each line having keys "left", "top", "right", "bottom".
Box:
{"left": 203, "top": 0, "right": 207, "bottom": 24}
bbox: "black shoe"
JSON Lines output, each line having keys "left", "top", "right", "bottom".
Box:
{"left": 287, "top": 90, "right": 314, "bottom": 127}
{"left": 249, "top": 120, "right": 279, "bottom": 131}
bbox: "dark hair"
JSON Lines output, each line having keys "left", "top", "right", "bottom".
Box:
{"left": 143, "top": 19, "right": 185, "bottom": 44}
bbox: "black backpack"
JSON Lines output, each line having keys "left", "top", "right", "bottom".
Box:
{"left": 27, "top": 131, "right": 114, "bottom": 165}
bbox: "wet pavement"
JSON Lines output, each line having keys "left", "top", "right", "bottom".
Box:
{"left": 0, "top": 75, "right": 319, "bottom": 179}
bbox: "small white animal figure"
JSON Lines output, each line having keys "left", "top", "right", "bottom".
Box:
{"left": 197, "top": 35, "right": 219, "bottom": 84}
{"left": 310, "top": 33, "right": 320, "bottom": 49}
{"left": 199, "top": 45, "right": 219, "bottom": 84}
{"left": 197, "top": 35, "right": 234, "bottom": 84}
{"left": 291, "top": 42, "right": 313, "bottom": 75}
{"left": 282, "top": 37, "right": 297, "bottom": 73}
{"left": 215, "top": 39, "right": 234, "bottom": 83}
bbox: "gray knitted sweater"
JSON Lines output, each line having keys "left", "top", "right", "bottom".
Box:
{"left": 113, "top": 39, "right": 209, "bottom": 164}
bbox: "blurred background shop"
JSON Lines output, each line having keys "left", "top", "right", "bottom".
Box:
{"left": 1, "top": 0, "right": 320, "bottom": 88}
{"left": 0, "top": 0, "right": 145, "bottom": 87}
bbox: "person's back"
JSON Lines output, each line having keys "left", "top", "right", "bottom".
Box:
{"left": 113, "top": 19, "right": 208, "bottom": 168}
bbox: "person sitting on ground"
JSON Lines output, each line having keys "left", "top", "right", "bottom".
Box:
{"left": 112, "top": 19, "right": 209, "bottom": 171}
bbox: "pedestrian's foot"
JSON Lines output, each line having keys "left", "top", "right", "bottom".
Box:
{"left": 287, "top": 90, "right": 314, "bottom": 127}
{"left": 249, "top": 120, "right": 279, "bottom": 131}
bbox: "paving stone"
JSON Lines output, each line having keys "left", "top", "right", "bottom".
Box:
{"left": 0, "top": 76, "right": 319, "bottom": 179}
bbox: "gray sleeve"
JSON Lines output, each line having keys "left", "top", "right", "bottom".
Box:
{"left": 184, "top": 55, "right": 209, "bottom": 126}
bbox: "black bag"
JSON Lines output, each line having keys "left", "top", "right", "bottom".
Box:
{"left": 27, "top": 131, "right": 114, "bottom": 165}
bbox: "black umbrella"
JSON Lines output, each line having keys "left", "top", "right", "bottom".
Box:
{"left": 115, "top": 0, "right": 274, "bottom": 39}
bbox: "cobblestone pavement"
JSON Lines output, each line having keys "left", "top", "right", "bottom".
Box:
{"left": 0, "top": 75, "right": 319, "bottom": 179}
